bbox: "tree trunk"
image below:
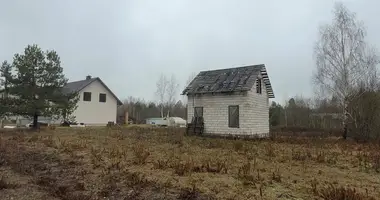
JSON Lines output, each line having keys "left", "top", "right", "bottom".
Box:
{"left": 62, "top": 109, "right": 67, "bottom": 122}
{"left": 284, "top": 108, "right": 288, "bottom": 127}
{"left": 33, "top": 112, "right": 38, "bottom": 130}
{"left": 161, "top": 105, "right": 164, "bottom": 118}
{"left": 342, "top": 98, "right": 349, "bottom": 139}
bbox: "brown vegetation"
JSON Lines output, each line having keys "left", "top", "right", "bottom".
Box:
{"left": 0, "top": 127, "right": 379, "bottom": 200}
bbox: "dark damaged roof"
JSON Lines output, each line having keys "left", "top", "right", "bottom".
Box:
{"left": 182, "top": 64, "right": 274, "bottom": 98}
{"left": 63, "top": 77, "right": 123, "bottom": 105}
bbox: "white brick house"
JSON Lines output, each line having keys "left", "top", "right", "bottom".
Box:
{"left": 182, "top": 64, "right": 275, "bottom": 136}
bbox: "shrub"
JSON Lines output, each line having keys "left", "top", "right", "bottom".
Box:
{"left": 172, "top": 157, "right": 194, "bottom": 176}
{"left": 153, "top": 158, "right": 169, "bottom": 170}
{"left": 202, "top": 157, "right": 228, "bottom": 174}
{"left": 237, "top": 160, "right": 262, "bottom": 185}
{"left": 168, "top": 131, "right": 185, "bottom": 146}
{"left": 125, "top": 171, "right": 149, "bottom": 187}
{"left": 48, "top": 125, "right": 56, "bottom": 130}
{"left": 0, "top": 176, "right": 18, "bottom": 190}
{"left": 264, "top": 143, "right": 276, "bottom": 157}
{"left": 90, "top": 146, "right": 104, "bottom": 168}
{"left": 271, "top": 167, "right": 281, "bottom": 183}
{"left": 132, "top": 143, "right": 150, "bottom": 165}
{"left": 291, "top": 148, "right": 308, "bottom": 161}
{"left": 372, "top": 153, "right": 380, "bottom": 173}
{"left": 318, "top": 184, "right": 375, "bottom": 200}
{"left": 233, "top": 140, "right": 245, "bottom": 152}
{"left": 315, "top": 150, "right": 326, "bottom": 163}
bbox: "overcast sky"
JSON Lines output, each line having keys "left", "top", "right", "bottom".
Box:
{"left": 0, "top": 0, "right": 379, "bottom": 104}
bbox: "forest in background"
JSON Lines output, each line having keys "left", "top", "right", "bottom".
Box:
{"left": 118, "top": 94, "right": 341, "bottom": 129}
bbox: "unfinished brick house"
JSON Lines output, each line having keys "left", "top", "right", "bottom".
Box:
{"left": 182, "top": 64, "right": 275, "bottom": 136}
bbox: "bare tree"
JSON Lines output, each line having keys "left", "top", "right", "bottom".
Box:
{"left": 156, "top": 74, "right": 169, "bottom": 118}
{"left": 166, "top": 74, "right": 179, "bottom": 111}
{"left": 313, "top": 2, "right": 379, "bottom": 139}
{"left": 0, "top": 60, "right": 13, "bottom": 127}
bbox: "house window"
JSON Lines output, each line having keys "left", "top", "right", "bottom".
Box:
{"left": 83, "top": 92, "right": 91, "bottom": 101}
{"left": 99, "top": 93, "right": 106, "bottom": 102}
{"left": 194, "top": 107, "right": 203, "bottom": 117}
{"left": 256, "top": 79, "right": 262, "bottom": 94}
{"left": 228, "top": 105, "right": 239, "bottom": 128}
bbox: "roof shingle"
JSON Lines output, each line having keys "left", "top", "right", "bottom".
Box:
{"left": 182, "top": 64, "right": 274, "bottom": 98}
{"left": 62, "top": 78, "right": 96, "bottom": 94}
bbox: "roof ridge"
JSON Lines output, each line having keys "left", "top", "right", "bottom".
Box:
{"left": 199, "top": 64, "right": 265, "bottom": 73}
{"left": 67, "top": 77, "right": 98, "bottom": 84}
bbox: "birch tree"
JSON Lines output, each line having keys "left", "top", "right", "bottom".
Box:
{"left": 166, "top": 74, "right": 179, "bottom": 113}
{"left": 0, "top": 61, "right": 12, "bottom": 98}
{"left": 313, "top": 2, "right": 379, "bottom": 139}
{"left": 155, "top": 74, "right": 168, "bottom": 118}
{"left": 0, "top": 61, "right": 14, "bottom": 126}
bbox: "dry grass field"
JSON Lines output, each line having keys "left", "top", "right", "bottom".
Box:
{"left": 0, "top": 127, "right": 379, "bottom": 200}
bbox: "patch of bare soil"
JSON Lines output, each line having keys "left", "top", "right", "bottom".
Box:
{"left": 0, "top": 132, "right": 214, "bottom": 200}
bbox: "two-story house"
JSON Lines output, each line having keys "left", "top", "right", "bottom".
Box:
{"left": 62, "top": 75, "right": 123, "bottom": 125}
{"left": 0, "top": 75, "right": 122, "bottom": 126}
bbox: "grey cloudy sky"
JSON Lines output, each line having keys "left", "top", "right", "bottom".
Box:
{"left": 0, "top": 0, "right": 379, "bottom": 104}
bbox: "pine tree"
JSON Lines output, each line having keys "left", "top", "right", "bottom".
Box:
{"left": 9, "top": 44, "right": 76, "bottom": 128}
{"left": 51, "top": 90, "right": 79, "bottom": 124}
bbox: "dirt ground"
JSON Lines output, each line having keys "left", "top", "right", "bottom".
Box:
{"left": 0, "top": 127, "right": 379, "bottom": 200}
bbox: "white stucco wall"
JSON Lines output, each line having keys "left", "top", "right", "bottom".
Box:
{"left": 72, "top": 79, "right": 118, "bottom": 125}
{"left": 186, "top": 79, "right": 269, "bottom": 136}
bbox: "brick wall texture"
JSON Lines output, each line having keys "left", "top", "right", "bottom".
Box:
{"left": 187, "top": 79, "right": 269, "bottom": 136}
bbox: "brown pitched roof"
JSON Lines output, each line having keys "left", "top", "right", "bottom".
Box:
{"left": 182, "top": 64, "right": 274, "bottom": 98}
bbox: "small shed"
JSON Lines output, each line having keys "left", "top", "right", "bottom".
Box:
{"left": 182, "top": 64, "right": 275, "bottom": 137}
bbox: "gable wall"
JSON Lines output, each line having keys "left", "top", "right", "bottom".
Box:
{"left": 247, "top": 78, "right": 269, "bottom": 134}
{"left": 186, "top": 79, "right": 269, "bottom": 136}
{"left": 73, "top": 79, "right": 118, "bottom": 125}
